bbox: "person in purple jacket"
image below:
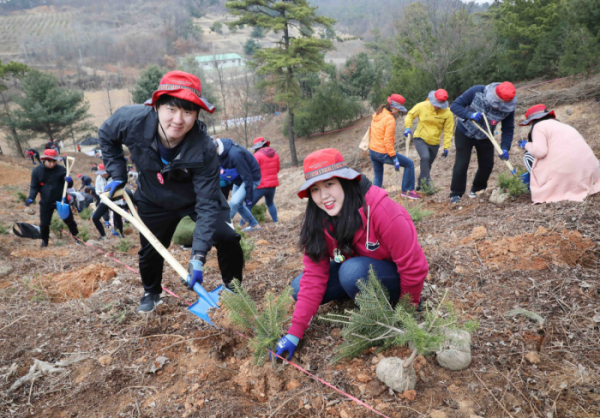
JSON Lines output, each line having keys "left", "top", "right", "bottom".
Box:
{"left": 272, "top": 148, "right": 428, "bottom": 361}
{"left": 449, "top": 81, "right": 517, "bottom": 204}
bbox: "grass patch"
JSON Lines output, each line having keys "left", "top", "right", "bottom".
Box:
{"left": 498, "top": 167, "right": 529, "bottom": 198}
{"left": 79, "top": 207, "right": 93, "bottom": 220}
{"left": 0, "top": 223, "right": 9, "bottom": 235}
{"left": 251, "top": 203, "right": 267, "bottom": 223}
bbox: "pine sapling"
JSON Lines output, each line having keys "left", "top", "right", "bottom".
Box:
{"left": 221, "top": 280, "right": 293, "bottom": 366}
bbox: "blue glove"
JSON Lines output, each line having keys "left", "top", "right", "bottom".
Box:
{"left": 442, "top": 149, "right": 449, "bottom": 158}
{"left": 271, "top": 334, "right": 300, "bottom": 361}
{"left": 245, "top": 198, "right": 253, "bottom": 207}
{"left": 32, "top": 162, "right": 37, "bottom": 166}
{"left": 499, "top": 149, "right": 510, "bottom": 160}
{"left": 470, "top": 112, "right": 483, "bottom": 122}
{"left": 185, "top": 259, "right": 204, "bottom": 289}
{"left": 393, "top": 157, "right": 400, "bottom": 171}
{"left": 518, "top": 139, "right": 528, "bottom": 149}
{"left": 25, "top": 198, "right": 33, "bottom": 206}
{"left": 404, "top": 128, "right": 411, "bottom": 137}
{"left": 103, "top": 180, "right": 125, "bottom": 199}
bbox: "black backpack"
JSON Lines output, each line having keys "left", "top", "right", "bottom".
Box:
{"left": 12, "top": 222, "right": 42, "bottom": 240}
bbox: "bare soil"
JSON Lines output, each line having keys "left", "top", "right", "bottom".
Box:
{"left": 0, "top": 93, "right": 599, "bottom": 418}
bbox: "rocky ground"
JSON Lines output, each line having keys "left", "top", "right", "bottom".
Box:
{"left": 0, "top": 93, "right": 599, "bottom": 418}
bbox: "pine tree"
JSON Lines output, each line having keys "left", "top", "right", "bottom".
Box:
{"left": 0, "top": 60, "right": 29, "bottom": 156}
{"left": 225, "top": 0, "right": 335, "bottom": 166}
{"left": 221, "top": 280, "right": 293, "bottom": 366}
{"left": 320, "top": 267, "right": 478, "bottom": 365}
{"left": 131, "top": 65, "right": 165, "bottom": 104}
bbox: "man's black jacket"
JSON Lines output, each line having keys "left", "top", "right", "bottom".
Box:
{"left": 98, "top": 104, "right": 221, "bottom": 255}
{"left": 28, "top": 164, "right": 66, "bottom": 206}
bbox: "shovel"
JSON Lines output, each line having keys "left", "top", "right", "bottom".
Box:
{"left": 56, "top": 157, "right": 75, "bottom": 220}
{"left": 471, "top": 115, "right": 517, "bottom": 175}
{"left": 99, "top": 189, "right": 226, "bottom": 326}
{"left": 405, "top": 132, "right": 412, "bottom": 156}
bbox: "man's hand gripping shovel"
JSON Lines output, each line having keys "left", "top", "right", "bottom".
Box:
{"left": 99, "top": 189, "right": 226, "bottom": 326}
{"left": 471, "top": 114, "right": 517, "bottom": 175}
{"left": 56, "top": 156, "right": 75, "bottom": 220}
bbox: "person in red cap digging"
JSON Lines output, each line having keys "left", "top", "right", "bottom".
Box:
{"left": 449, "top": 81, "right": 517, "bottom": 204}
{"left": 368, "top": 94, "right": 419, "bottom": 199}
{"left": 404, "top": 89, "right": 455, "bottom": 192}
{"left": 99, "top": 70, "right": 245, "bottom": 313}
{"left": 25, "top": 149, "right": 80, "bottom": 248}
{"left": 272, "top": 148, "right": 428, "bottom": 360}
{"left": 248, "top": 136, "right": 280, "bottom": 223}
{"left": 517, "top": 104, "right": 600, "bottom": 203}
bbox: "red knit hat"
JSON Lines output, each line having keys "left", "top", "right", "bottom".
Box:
{"left": 40, "top": 149, "right": 60, "bottom": 160}
{"left": 297, "top": 149, "right": 361, "bottom": 199}
{"left": 520, "top": 104, "right": 556, "bottom": 126}
{"left": 147, "top": 71, "right": 215, "bottom": 114}
{"left": 495, "top": 82, "right": 516, "bottom": 102}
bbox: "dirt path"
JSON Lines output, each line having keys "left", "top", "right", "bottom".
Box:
{"left": 0, "top": 98, "right": 599, "bottom": 418}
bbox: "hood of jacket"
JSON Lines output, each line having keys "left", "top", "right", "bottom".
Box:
{"left": 372, "top": 108, "right": 393, "bottom": 123}
{"left": 219, "top": 137, "right": 234, "bottom": 158}
{"left": 257, "top": 147, "right": 276, "bottom": 158}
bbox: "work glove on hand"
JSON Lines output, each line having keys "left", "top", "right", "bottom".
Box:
{"left": 244, "top": 198, "right": 253, "bottom": 207}
{"left": 393, "top": 158, "right": 401, "bottom": 171}
{"left": 25, "top": 198, "right": 33, "bottom": 207}
{"left": 442, "top": 149, "right": 449, "bottom": 159}
{"left": 404, "top": 128, "right": 412, "bottom": 137}
{"left": 518, "top": 139, "right": 528, "bottom": 150}
{"left": 470, "top": 112, "right": 483, "bottom": 122}
{"left": 270, "top": 334, "right": 300, "bottom": 361}
{"left": 183, "top": 256, "right": 204, "bottom": 290}
{"left": 103, "top": 180, "right": 125, "bottom": 199}
{"left": 498, "top": 149, "right": 510, "bottom": 160}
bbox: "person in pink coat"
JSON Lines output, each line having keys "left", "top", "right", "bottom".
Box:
{"left": 249, "top": 137, "right": 280, "bottom": 222}
{"left": 518, "top": 104, "right": 600, "bottom": 203}
{"left": 272, "top": 148, "right": 428, "bottom": 360}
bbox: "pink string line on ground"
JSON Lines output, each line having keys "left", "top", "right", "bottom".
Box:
{"left": 65, "top": 230, "right": 392, "bottom": 418}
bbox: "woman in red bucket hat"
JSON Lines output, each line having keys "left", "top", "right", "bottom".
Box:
{"left": 449, "top": 81, "right": 518, "bottom": 204}
{"left": 517, "top": 104, "right": 600, "bottom": 203}
{"left": 368, "top": 94, "right": 420, "bottom": 199}
{"left": 98, "top": 70, "right": 245, "bottom": 314}
{"left": 271, "top": 148, "right": 428, "bottom": 361}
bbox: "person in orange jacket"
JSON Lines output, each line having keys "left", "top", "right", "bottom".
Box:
{"left": 368, "top": 94, "right": 419, "bottom": 199}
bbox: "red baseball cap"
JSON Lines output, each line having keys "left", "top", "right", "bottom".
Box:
{"left": 77, "top": 174, "right": 82, "bottom": 178}
{"left": 297, "top": 149, "right": 361, "bottom": 199}
{"left": 495, "top": 82, "right": 516, "bottom": 102}
{"left": 147, "top": 71, "right": 215, "bottom": 114}
{"left": 40, "top": 149, "right": 60, "bottom": 160}
{"left": 251, "top": 136, "right": 270, "bottom": 151}
{"left": 520, "top": 104, "right": 556, "bottom": 126}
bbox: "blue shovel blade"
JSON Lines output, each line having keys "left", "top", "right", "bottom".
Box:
{"left": 188, "top": 284, "right": 228, "bottom": 326}
{"left": 56, "top": 199, "right": 71, "bottom": 220}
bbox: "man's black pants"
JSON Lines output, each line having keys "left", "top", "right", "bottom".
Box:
{"left": 450, "top": 128, "right": 495, "bottom": 197}
{"left": 92, "top": 203, "right": 123, "bottom": 237}
{"left": 39, "top": 204, "right": 78, "bottom": 243}
{"left": 135, "top": 191, "right": 244, "bottom": 295}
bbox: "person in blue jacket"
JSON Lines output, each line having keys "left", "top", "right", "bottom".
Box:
{"left": 214, "top": 138, "right": 262, "bottom": 232}
{"left": 449, "top": 81, "right": 517, "bottom": 204}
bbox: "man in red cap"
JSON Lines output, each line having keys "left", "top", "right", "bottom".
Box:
{"left": 403, "top": 89, "right": 455, "bottom": 192}
{"left": 25, "top": 149, "right": 80, "bottom": 248}
{"left": 99, "top": 70, "right": 244, "bottom": 313}
{"left": 449, "top": 81, "right": 517, "bottom": 204}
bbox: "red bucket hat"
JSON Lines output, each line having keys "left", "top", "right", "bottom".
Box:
{"left": 251, "top": 136, "right": 270, "bottom": 151}
{"left": 387, "top": 94, "right": 407, "bottom": 112}
{"left": 96, "top": 163, "right": 107, "bottom": 175}
{"left": 428, "top": 89, "right": 449, "bottom": 109}
{"left": 147, "top": 71, "right": 215, "bottom": 114}
{"left": 40, "top": 149, "right": 60, "bottom": 161}
{"left": 520, "top": 104, "right": 556, "bottom": 126}
{"left": 297, "top": 149, "right": 361, "bottom": 199}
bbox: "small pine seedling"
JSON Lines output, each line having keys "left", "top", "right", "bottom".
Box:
{"left": 498, "top": 167, "right": 529, "bottom": 198}
{"left": 50, "top": 214, "right": 67, "bottom": 238}
{"left": 418, "top": 178, "right": 441, "bottom": 196}
{"left": 0, "top": 223, "right": 8, "bottom": 235}
{"left": 251, "top": 203, "right": 267, "bottom": 223}
{"left": 406, "top": 203, "right": 434, "bottom": 223}
{"left": 114, "top": 238, "right": 133, "bottom": 253}
{"left": 221, "top": 280, "right": 293, "bottom": 366}
{"left": 15, "top": 191, "right": 27, "bottom": 203}
{"left": 77, "top": 226, "right": 90, "bottom": 242}
{"left": 236, "top": 227, "right": 255, "bottom": 261}
{"left": 79, "top": 207, "right": 93, "bottom": 220}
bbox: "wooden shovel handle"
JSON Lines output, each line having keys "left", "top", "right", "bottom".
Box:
{"left": 471, "top": 118, "right": 516, "bottom": 174}
{"left": 99, "top": 189, "right": 189, "bottom": 280}
{"left": 61, "top": 157, "right": 75, "bottom": 200}
{"left": 405, "top": 132, "right": 412, "bottom": 156}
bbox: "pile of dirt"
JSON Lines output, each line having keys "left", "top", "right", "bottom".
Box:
{"left": 478, "top": 227, "right": 595, "bottom": 270}
{"left": 40, "top": 263, "right": 117, "bottom": 302}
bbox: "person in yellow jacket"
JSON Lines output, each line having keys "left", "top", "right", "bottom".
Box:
{"left": 369, "top": 94, "right": 420, "bottom": 200}
{"left": 404, "top": 89, "right": 455, "bottom": 192}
